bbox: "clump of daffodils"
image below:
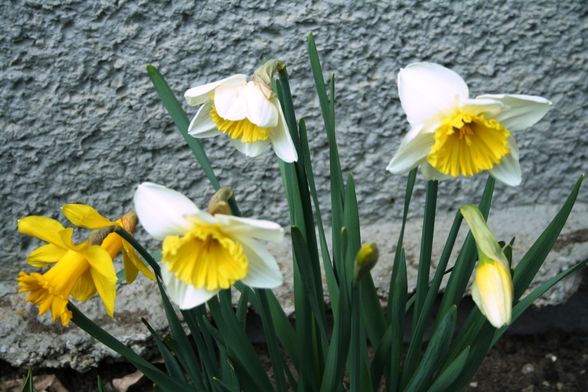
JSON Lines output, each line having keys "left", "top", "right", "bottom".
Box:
{"left": 386, "top": 62, "right": 551, "bottom": 186}
{"left": 13, "top": 44, "right": 582, "bottom": 392}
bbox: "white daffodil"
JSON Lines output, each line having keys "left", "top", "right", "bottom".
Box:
{"left": 461, "top": 205, "right": 513, "bottom": 328}
{"left": 386, "top": 62, "right": 552, "bottom": 186}
{"left": 184, "top": 63, "right": 298, "bottom": 163}
{"left": 133, "top": 182, "right": 284, "bottom": 309}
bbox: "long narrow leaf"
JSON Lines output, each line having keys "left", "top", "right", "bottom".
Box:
{"left": 69, "top": 304, "right": 192, "bottom": 392}
{"left": 404, "top": 306, "right": 457, "bottom": 392}
{"left": 512, "top": 175, "right": 584, "bottom": 299}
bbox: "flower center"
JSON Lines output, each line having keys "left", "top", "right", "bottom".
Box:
{"left": 162, "top": 224, "right": 248, "bottom": 291}
{"left": 427, "top": 111, "right": 510, "bottom": 176}
{"left": 17, "top": 250, "right": 90, "bottom": 326}
{"left": 210, "top": 104, "right": 270, "bottom": 143}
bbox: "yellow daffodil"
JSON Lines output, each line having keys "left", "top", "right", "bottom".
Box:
{"left": 461, "top": 205, "right": 513, "bottom": 328}
{"left": 387, "top": 62, "right": 552, "bottom": 186}
{"left": 134, "top": 182, "right": 284, "bottom": 309}
{"left": 17, "top": 216, "right": 117, "bottom": 325}
{"left": 184, "top": 61, "right": 298, "bottom": 163}
{"left": 61, "top": 204, "right": 155, "bottom": 283}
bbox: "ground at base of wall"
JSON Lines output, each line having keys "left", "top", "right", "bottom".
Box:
{"left": 1, "top": 331, "right": 586, "bottom": 392}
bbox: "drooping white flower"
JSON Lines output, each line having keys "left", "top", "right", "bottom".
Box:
{"left": 386, "top": 62, "right": 552, "bottom": 186}
{"left": 184, "top": 71, "right": 298, "bottom": 163}
{"left": 134, "top": 182, "right": 284, "bottom": 309}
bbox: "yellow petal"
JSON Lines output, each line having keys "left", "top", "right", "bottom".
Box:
{"left": 84, "top": 245, "right": 117, "bottom": 317}
{"left": 122, "top": 241, "right": 155, "bottom": 282}
{"left": 18, "top": 216, "right": 67, "bottom": 247}
{"left": 62, "top": 204, "right": 114, "bottom": 229}
{"left": 70, "top": 270, "right": 97, "bottom": 301}
{"left": 27, "top": 243, "right": 67, "bottom": 267}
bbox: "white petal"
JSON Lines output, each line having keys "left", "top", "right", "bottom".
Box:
{"left": 161, "top": 263, "right": 218, "bottom": 309}
{"left": 231, "top": 139, "right": 271, "bottom": 157}
{"left": 214, "top": 214, "right": 284, "bottom": 243}
{"left": 420, "top": 161, "right": 451, "bottom": 181}
{"left": 386, "top": 126, "right": 435, "bottom": 173}
{"left": 269, "top": 101, "right": 298, "bottom": 163}
{"left": 243, "top": 82, "right": 278, "bottom": 127}
{"left": 490, "top": 142, "right": 522, "bottom": 187}
{"left": 185, "top": 74, "right": 247, "bottom": 106}
{"left": 398, "top": 62, "right": 469, "bottom": 126}
{"left": 461, "top": 98, "right": 505, "bottom": 116}
{"left": 214, "top": 84, "right": 247, "bottom": 121}
{"left": 134, "top": 182, "right": 199, "bottom": 240}
{"left": 476, "top": 94, "right": 552, "bottom": 131}
{"left": 239, "top": 238, "right": 283, "bottom": 288}
{"left": 188, "top": 101, "right": 218, "bottom": 138}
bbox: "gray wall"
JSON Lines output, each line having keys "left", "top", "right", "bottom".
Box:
{"left": 2, "top": 0, "right": 587, "bottom": 285}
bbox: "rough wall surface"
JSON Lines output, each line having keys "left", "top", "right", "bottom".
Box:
{"left": 1, "top": 0, "right": 588, "bottom": 369}
{"left": 2, "top": 4, "right": 587, "bottom": 278}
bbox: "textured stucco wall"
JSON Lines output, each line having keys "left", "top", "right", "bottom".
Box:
{"left": 2, "top": 0, "right": 587, "bottom": 286}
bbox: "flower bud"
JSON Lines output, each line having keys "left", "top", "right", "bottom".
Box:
{"left": 353, "top": 243, "right": 379, "bottom": 282}
{"left": 461, "top": 204, "right": 513, "bottom": 328}
{"left": 472, "top": 259, "right": 513, "bottom": 328}
{"left": 208, "top": 187, "right": 233, "bottom": 215}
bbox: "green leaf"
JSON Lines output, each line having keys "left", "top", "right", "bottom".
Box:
{"left": 320, "top": 275, "right": 352, "bottom": 392}
{"left": 387, "top": 248, "right": 408, "bottom": 392}
{"left": 404, "top": 211, "right": 462, "bottom": 382}
{"left": 208, "top": 297, "right": 274, "bottom": 392}
{"left": 291, "top": 226, "right": 329, "bottom": 344}
{"left": 298, "top": 118, "right": 339, "bottom": 311}
{"left": 141, "top": 318, "right": 187, "bottom": 382}
{"left": 427, "top": 346, "right": 470, "bottom": 392}
{"left": 69, "top": 304, "right": 192, "bottom": 391}
{"left": 22, "top": 369, "right": 34, "bottom": 392}
{"left": 387, "top": 168, "right": 417, "bottom": 314}
{"left": 404, "top": 180, "right": 438, "bottom": 378}
{"left": 512, "top": 175, "right": 584, "bottom": 300}
{"left": 404, "top": 306, "right": 457, "bottom": 392}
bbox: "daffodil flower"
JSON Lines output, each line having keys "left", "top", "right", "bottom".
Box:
{"left": 461, "top": 204, "right": 513, "bottom": 328}
{"left": 17, "top": 216, "right": 117, "bottom": 325}
{"left": 184, "top": 63, "right": 298, "bottom": 163}
{"left": 387, "top": 62, "right": 552, "bottom": 186}
{"left": 61, "top": 204, "right": 155, "bottom": 283}
{"left": 133, "top": 182, "right": 284, "bottom": 309}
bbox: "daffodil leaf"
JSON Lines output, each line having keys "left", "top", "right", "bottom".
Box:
{"left": 404, "top": 211, "right": 463, "bottom": 384}
{"left": 427, "top": 346, "right": 470, "bottom": 392}
{"left": 21, "top": 369, "right": 34, "bottom": 392}
{"left": 69, "top": 303, "right": 192, "bottom": 392}
{"left": 96, "top": 376, "right": 105, "bottom": 392}
{"left": 297, "top": 118, "right": 338, "bottom": 312}
{"left": 512, "top": 175, "right": 584, "bottom": 299}
{"left": 141, "top": 318, "right": 186, "bottom": 381}
{"left": 404, "top": 306, "right": 457, "bottom": 392}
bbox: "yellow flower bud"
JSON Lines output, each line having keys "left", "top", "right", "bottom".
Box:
{"left": 461, "top": 204, "right": 513, "bottom": 328}
{"left": 472, "top": 259, "right": 513, "bottom": 328}
{"left": 353, "top": 243, "right": 379, "bottom": 282}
